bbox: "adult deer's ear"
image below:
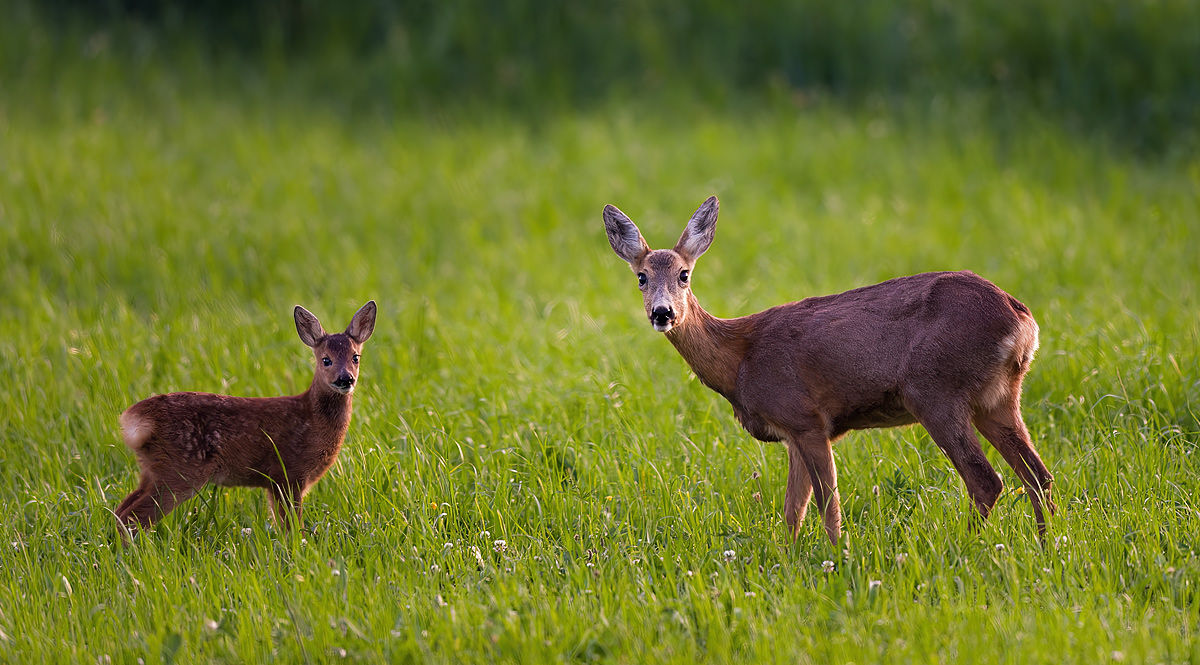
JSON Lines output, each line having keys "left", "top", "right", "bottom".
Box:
{"left": 674, "top": 196, "right": 719, "bottom": 262}
{"left": 604, "top": 204, "right": 651, "bottom": 265}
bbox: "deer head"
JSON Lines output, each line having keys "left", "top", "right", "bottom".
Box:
{"left": 294, "top": 301, "right": 377, "bottom": 394}
{"left": 604, "top": 196, "right": 718, "bottom": 333}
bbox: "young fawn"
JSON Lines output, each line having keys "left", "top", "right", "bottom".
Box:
{"left": 114, "top": 301, "right": 376, "bottom": 536}
{"left": 604, "top": 197, "right": 1055, "bottom": 544}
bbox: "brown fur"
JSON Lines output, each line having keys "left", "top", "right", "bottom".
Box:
{"left": 113, "top": 301, "right": 377, "bottom": 538}
{"left": 604, "top": 197, "right": 1055, "bottom": 545}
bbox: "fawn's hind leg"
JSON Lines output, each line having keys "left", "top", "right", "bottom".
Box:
{"left": 115, "top": 476, "right": 151, "bottom": 520}
{"left": 119, "top": 478, "right": 197, "bottom": 530}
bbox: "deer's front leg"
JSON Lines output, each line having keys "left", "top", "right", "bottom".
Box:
{"left": 268, "top": 483, "right": 305, "bottom": 531}
{"left": 785, "top": 442, "right": 814, "bottom": 537}
{"left": 793, "top": 432, "right": 840, "bottom": 545}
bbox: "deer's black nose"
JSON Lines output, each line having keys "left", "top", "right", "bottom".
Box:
{"left": 334, "top": 375, "right": 355, "bottom": 389}
{"left": 651, "top": 306, "right": 675, "bottom": 325}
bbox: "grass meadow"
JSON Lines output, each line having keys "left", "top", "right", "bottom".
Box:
{"left": 2, "top": 11, "right": 1200, "bottom": 663}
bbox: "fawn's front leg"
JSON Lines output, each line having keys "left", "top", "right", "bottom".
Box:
{"left": 268, "top": 483, "right": 305, "bottom": 531}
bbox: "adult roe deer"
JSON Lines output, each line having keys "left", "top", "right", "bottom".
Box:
{"left": 114, "top": 301, "right": 376, "bottom": 536}
{"left": 603, "top": 197, "right": 1054, "bottom": 544}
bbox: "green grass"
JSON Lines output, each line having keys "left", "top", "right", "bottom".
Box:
{"left": 2, "top": 48, "right": 1200, "bottom": 664}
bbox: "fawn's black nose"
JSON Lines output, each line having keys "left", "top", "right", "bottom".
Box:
{"left": 333, "top": 375, "right": 355, "bottom": 390}
{"left": 651, "top": 306, "right": 675, "bottom": 326}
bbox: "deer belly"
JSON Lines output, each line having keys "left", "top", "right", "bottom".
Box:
{"left": 829, "top": 397, "right": 916, "bottom": 435}
{"left": 732, "top": 406, "right": 785, "bottom": 442}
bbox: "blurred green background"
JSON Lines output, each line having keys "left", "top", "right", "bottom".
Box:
{"left": 10, "top": 0, "right": 1200, "bottom": 151}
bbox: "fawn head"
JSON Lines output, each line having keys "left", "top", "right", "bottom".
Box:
{"left": 604, "top": 196, "right": 718, "bottom": 333}
{"left": 294, "top": 301, "right": 377, "bottom": 395}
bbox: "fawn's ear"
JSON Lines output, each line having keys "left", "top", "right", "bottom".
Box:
{"left": 603, "top": 204, "right": 651, "bottom": 265}
{"left": 674, "top": 196, "right": 718, "bottom": 262}
{"left": 294, "top": 306, "right": 326, "bottom": 347}
{"left": 346, "top": 300, "right": 376, "bottom": 344}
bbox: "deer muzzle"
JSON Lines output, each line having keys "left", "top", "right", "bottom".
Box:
{"left": 650, "top": 305, "right": 676, "bottom": 332}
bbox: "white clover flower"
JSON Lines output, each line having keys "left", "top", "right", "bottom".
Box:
{"left": 895, "top": 553, "right": 907, "bottom": 564}
{"left": 241, "top": 528, "right": 252, "bottom": 537}
{"left": 822, "top": 560, "right": 836, "bottom": 573}
{"left": 723, "top": 550, "right": 737, "bottom": 562}
{"left": 493, "top": 540, "right": 507, "bottom": 553}
{"left": 868, "top": 580, "right": 882, "bottom": 591}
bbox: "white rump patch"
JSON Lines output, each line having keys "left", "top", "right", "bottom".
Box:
{"left": 119, "top": 410, "right": 154, "bottom": 450}
{"left": 975, "top": 373, "right": 1013, "bottom": 413}
{"left": 976, "top": 316, "right": 1040, "bottom": 412}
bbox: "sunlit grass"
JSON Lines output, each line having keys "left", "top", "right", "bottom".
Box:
{"left": 1, "top": 52, "right": 1199, "bottom": 663}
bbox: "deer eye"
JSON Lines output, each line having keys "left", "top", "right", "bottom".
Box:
{"left": 637, "top": 273, "right": 647, "bottom": 288}
{"left": 322, "top": 357, "right": 332, "bottom": 366}
{"left": 679, "top": 270, "right": 689, "bottom": 283}
{"left": 353, "top": 354, "right": 360, "bottom": 365}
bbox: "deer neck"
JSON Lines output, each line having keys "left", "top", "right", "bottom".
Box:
{"left": 664, "top": 292, "right": 751, "bottom": 398}
{"left": 306, "top": 379, "right": 354, "bottom": 431}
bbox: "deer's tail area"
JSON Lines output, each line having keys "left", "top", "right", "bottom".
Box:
{"left": 1003, "top": 295, "right": 1040, "bottom": 375}
{"left": 119, "top": 404, "right": 155, "bottom": 450}
{"left": 973, "top": 296, "right": 1039, "bottom": 413}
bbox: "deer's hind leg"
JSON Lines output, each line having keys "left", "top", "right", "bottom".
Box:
{"left": 119, "top": 477, "right": 198, "bottom": 531}
{"left": 115, "top": 476, "right": 151, "bottom": 520}
{"left": 912, "top": 400, "right": 1004, "bottom": 521}
{"left": 974, "top": 401, "right": 1055, "bottom": 534}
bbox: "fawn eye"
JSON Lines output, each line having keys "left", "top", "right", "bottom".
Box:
{"left": 353, "top": 354, "right": 360, "bottom": 365}
{"left": 322, "top": 357, "right": 332, "bottom": 366}
{"left": 637, "top": 273, "right": 647, "bottom": 288}
{"left": 679, "top": 270, "right": 689, "bottom": 283}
